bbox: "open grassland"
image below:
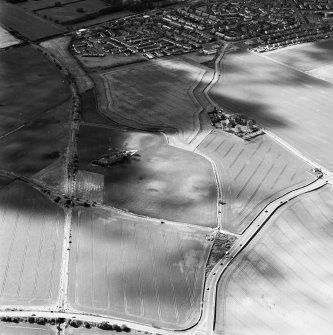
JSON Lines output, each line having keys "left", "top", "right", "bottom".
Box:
{"left": 79, "top": 125, "right": 217, "bottom": 227}
{"left": 209, "top": 50, "right": 333, "bottom": 170}
{"left": 196, "top": 131, "right": 315, "bottom": 234}
{"left": 0, "top": 2, "right": 66, "bottom": 41}
{"left": 75, "top": 170, "right": 104, "bottom": 203}
{"left": 215, "top": 185, "right": 333, "bottom": 335}
{"left": 265, "top": 38, "right": 333, "bottom": 71}
{"left": 0, "top": 46, "right": 70, "bottom": 137}
{"left": 0, "top": 26, "right": 20, "bottom": 49}
{"left": 68, "top": 207, "right": 212, "bottom": 329}
{"left": 0, "top": 101, "right": 70, "bottom": 177}
{"left": 0, "top": 181, "right": 64, "bottom": 307}
{"left": 0, "top": 323, "right": 56, "bottom": 334}
{"left": 94, "top": 59, "right": 207, "bottom": 146}
{"left": 40, "top": 37, "right": 94, "bottom": 94}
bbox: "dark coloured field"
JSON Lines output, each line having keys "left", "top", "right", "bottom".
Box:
{"left": 94, "top": 59, "right": 205, "bottom": 146}
{"left": 0, "top": 2, "right": 66, "bottom": 41}
{"left": 78, "top": 125, "right": 217, "bottom": 227}
{"left": 80, "top": 90, "right": 117, "bottom": 125}
{"left": 209, "top": 50, "right": 333, "bottom": 170}
{"left": 0, "top": 45, "right": 70, "bottom": 137}
{"left": 197, "top": 131, "right": 315, "bottom": 233}
{"left": 0, "top": 101, "right": 70, "bottom": 177}
{"left": 68, "top": 207, "right": 212, "bottom": 329}
{"left": 0, "top": 176, "right": 13, "bottom": 190}
{"left": 0, "top": 181, "right": 64, "bottom": 307}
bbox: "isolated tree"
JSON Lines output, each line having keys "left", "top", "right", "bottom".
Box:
{"left": 54, "top": 1, "right": 62, "bottom": 6}
{"left": 77, "top": 7, "right": 85, "bottom": 13}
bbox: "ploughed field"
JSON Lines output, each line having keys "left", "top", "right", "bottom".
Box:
{"left": 196, "top": 131, "right": 315, "bottom": 234}
{"left": 93, "top": 59, "right": 206, "bottom": 146}
{"left": 0, "top": 45, "right": 70, "bottom": 137}
{"left": 209, "top": 50, "right": 333, "bottom": 170}
{"left": 0, "top": 323, "right": 56, "bottom": 334}
{"left": 68, "top": 207, "right": 212, "bottom": 329}
{"left": 0, "top": 181, "right": 64, "bottom": 307}
{"left": 78, "top": 125, "right": 217, "bottom": 227}
{"left": 215, "top": 185, "right": 333, "bottom": 335}
{"left": 0, "top": 2, "right": 66, "bottom": 41}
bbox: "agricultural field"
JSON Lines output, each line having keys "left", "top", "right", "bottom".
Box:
{"left": 209, "top": 50, "right": 333, "bottom": 170}
{"left": 79, "top": 90, "right": 116, "bottom": 124}
{"left": 40, "top": 37, "right": 94, "bottom": 94}
{"left": 0, "top": 176, "right": 13, "bottom": 190}
{"left": 93, "top": 59, "right": 208, "bottom": 147}
{"left": 0, "top": 101, "right": 70, "bottom": 177}
{"left": 78, "top": 125, "right": 217, "bottom": 227}
{"left": 36, "top": 0, "right": 118, "bottom": 24}
{"left": 0, "top": 323, "right": 56, "bottom": 334}
{"left": 0, "top": 45, "right": 70, "bottom": 137}
{"left": 196, "top": 131, "right": 315, "bottom": 234}
{"left": 75, "top": 170, "right": 104, "bottom": 203}
{"left": 0, "top": 2, "right": 66, "bottom": 41}
{"left": 0, "top": 181, "right": 64, "bottom": 307}
{"left": 68, "top": 207, "right": 212, "bottom": 329}
{"left": 215, "top": 185, "right": 333, "bottom": 335}
{"left": 0, "top": 26, "right": 20, "bottom": 49}
{"left": 264, "top": 38, "right": 333, "bottom": 72}
{"left": 18, "top": 0, "right": 85, "bottom": 11}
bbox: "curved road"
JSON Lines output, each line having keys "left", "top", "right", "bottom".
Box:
{"left": 191, "top": 173, "right": 332, "bottom": 335}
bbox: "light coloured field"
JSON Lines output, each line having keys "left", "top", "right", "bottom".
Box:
{"left": 78, "top": 125, "right": 217, "bottom": 227}
{"left": 209, "top": 50, "right": 333, "bottom": 170}
{"left": 215, "top": 185, "right": 333, "bottom": 335}
{"left": 264, "top": 38, "right": 333, "bottom": 71}
{"left": 0, "top": 323, "right": 56, "bottom": 334}
{"left": 0, "top": 26, "right": 20, "bottom": 49}
{"left": 75, "top": 170, "right": 104, "bottom": 202}
{"left": 40, "top": 36, "right": 94, "bottom": 94}
{"left": 94, "top": 59, "right": 207, "bottom": 147}
{"left": 68, "top": 207, "right": 212, "bottom": 329}
{"left": 307, "top": 63, "right": 333, "bottom": 83}
{"left": 0, "top": 181, "right": 64, "bottom": 307}
{"left": 196, "top": 131, "right": 315, "bottom": 234}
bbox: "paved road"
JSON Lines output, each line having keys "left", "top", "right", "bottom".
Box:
{"left": 191, "top": 173, "right": 333, "bottom": 335}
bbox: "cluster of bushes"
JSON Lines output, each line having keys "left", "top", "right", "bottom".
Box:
{"left": 0, "top": 315, "right": 131, "bottom": 332}
{"left": 97, "top": 321, "right": 130, "bottom": 332}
